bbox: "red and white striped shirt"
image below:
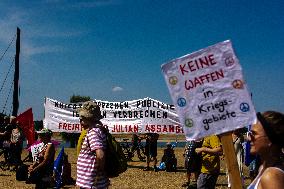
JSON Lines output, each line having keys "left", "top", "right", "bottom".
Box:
{"left": 76, "top": 126, "right": 110, "bottom": 189}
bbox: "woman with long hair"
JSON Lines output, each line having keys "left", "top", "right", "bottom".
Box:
{"left": 247, "top": 111, "right": 284, "bottom": 189}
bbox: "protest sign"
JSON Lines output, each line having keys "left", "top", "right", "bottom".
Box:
{"left": 44, "top": 97, "right": 182, "bottom": 134}
{"left": 161, "top": 40, "right": 256, "bottom": 140}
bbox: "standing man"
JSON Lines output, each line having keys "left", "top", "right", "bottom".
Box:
{"left": 76, "top": 101, "right": 110, "bottom": 189}
{"left": 182, "top": 139, "right": 203, "bottom": 188}
{"left": 10, "top": 121, "right": 24, "bottom": 170}
{"left": 143, "top": 133, "right": 159, "bottom": 171}
{"left": 195, "top": 135, "right": 222, "bottom": 189}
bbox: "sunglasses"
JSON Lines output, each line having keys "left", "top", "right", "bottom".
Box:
{"left": 246, "top": 130, "right": 267, "bottom": 140}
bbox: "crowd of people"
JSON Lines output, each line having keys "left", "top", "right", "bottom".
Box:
{"left": 74, "top": 102, "right": 284, "bottom": 189}
{"left": 0, "top": 103, "right": 283, "bottom": 189}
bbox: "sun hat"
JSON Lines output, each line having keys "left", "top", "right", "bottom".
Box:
{"left": 37, "top": 128, "right": 53, "bottom": 136}
{"left": 77, "top": 101, "right": 103, "bottom": 120}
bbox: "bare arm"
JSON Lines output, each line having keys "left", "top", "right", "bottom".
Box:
{"left": 195, "top": 146, "right": 222, "bottom": 155}
{"left": 0, "top": 132, "right": 5, "bottom": 137}
{"left": 0, "top": 131, "right": 9, "bottom": 137}
{"left": 30, "top": 144, "right": 55, "bottom": 173}
{"left": 258, "top": 168, "right": 284, "bottom": 189}
{"left": 95, "top": 148, "right": 105, "bottom": 172}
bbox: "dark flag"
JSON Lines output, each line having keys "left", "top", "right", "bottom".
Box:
{"left": 16, "top": 108, "right": 35, "bottom": 146}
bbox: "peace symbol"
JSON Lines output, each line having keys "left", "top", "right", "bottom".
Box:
{"left": 232, "top": 79, "right": 244, "bottom": 89}
{"left": 185, "top": 118, "right": 193, "bottom": 127}
{"left": 225, "top": 56, "right": 235, "bottom": 66}
{"left": 240, "top": 103, "right": 250, "bottom": 112}
{"left": 169, "top": 76, "right": 178, "bottom": 85}
{"left": 177, "top": 98, "right": 186, "bottom": 107}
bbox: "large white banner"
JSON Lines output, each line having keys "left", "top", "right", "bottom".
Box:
{"left": 161, "top": 40, "right": 256, "bottom": 140}
{"left": 44, "top": 97, "right": 183, "bottom": 134}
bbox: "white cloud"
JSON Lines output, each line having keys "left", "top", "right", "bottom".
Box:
{"left": 112, "top": 86, "right": 123, "bottom": 92}
{"left": 22, "top": 44, "right": 63, "bottom": 56}
{"left": 35, "top": 30, "right": 86, "bottom": 38}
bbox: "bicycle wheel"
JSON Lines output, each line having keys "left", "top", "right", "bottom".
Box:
{"left": 137, "top": 144, "right": 146, "bottom": 161}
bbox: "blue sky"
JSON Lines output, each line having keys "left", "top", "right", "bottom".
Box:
{"left": 0, "top": 0, "right": 283, "bottom": 120}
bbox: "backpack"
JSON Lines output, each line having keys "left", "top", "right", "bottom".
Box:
{"left": 16, "top": 164, "right": 28, "bottom": 181}
{"left": 101, "top": 127, "right": 128, "bottom": 178}
{"left": 87, "top": 126, "right": 128, "bottom": 178}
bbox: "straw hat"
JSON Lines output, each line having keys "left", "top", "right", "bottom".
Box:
{"left": 77, "top": 101, "right": 103, "bottom": 120}
{"left": 37, "top": 128, "right": 53, "bottom": 137}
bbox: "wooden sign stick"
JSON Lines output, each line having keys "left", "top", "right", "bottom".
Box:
{"left": 220, "top": 132, "right": 243, "bottom": 189}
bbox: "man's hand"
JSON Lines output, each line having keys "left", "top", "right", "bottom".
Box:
{"left": 96, "top": 149, "right": 105, "bottom": 172}
{"left": 195, "top": 147, "right": 206, "bottom": 154}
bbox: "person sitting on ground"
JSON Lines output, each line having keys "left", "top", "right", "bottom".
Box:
{"left": 142, "top": 132, "right": 159, "bottom": 171}
{"left": 27, "top": 128, "right": 55, "bottom": 189}
{"left": 247, "top": 111, "right": 284, "bottom": 189}
{"left": 161, "top": 142, "right": 177, "bottom": 172}
{"left": 182, "top": 139, "right": 203, "bottom": 188}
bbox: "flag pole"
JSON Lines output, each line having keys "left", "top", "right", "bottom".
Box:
{"left": 220, "top": 132, "right": 243, "bottom": 189}
{"left": 12, "top": 27, "right": 20, "bottom": 116}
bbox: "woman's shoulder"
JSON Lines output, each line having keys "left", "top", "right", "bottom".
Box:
{"left": 89, "top": 126, "right": 106, "bottom": 137}
{"left": 89, "top": 126, "right": 102, "bottom": 132}
{"left": 260, "top": 166, "right": 284, "bottom": 187}
{"left": 46, "top": 142, "right": 55, "bottom": 151}
{"left": 265, "top": 165, "right": 284, "bottom": 174}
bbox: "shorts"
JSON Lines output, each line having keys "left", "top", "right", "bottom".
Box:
{"left": 145, "top": 143, "right": 157, "bottom": 157}
{"left": 197, "top": 173, "right": 219, "bottom": 189}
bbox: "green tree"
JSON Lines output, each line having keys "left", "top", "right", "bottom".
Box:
{"left": 70, "top": 95, "right": 90, "bottom": 103}
{"left": 61, "top": 94, "right": 91, "bottom": 148}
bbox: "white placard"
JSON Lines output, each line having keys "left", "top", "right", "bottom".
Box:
{"left": 161, "top": 40, "right": 256, "bottom": 140}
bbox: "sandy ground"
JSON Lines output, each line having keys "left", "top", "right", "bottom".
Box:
{"left": 0, "top": 146, "right": 251, "bottom": 189}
